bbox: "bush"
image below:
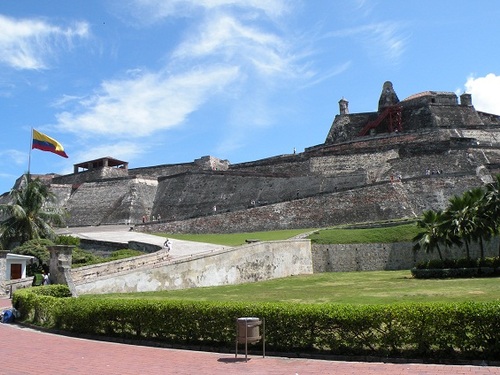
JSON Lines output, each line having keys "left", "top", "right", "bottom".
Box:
{"left": 413, "top": 257, "right": 500, "bottom": 278}
{"left": 13, "top": 285, "right": 72, "bottom": 327}
{"left": 71, "top": 248, "right": 145, "bottom": 268}
{"left": 456, "top": 257, "right": 477, "bottom": 268}
{"left": 108, "top": 249, "right": 145, "bottom": 261}
{"left": 56, "top": 235, "right": 81, "bottom": 246}
{"left": 12, "top": 289, "right": 500, "bottom": 362}
{"left": 12, "top": 238, "right": 54, "bottom": 265}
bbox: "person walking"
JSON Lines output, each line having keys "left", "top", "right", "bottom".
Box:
{"left": 164, "top": 238, "right": 172, "bottom": 253}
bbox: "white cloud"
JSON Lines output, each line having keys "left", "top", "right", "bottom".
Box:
{"left": 464, "top": 73, "right": 500, "bottom": 114}
{"left": 55, "top": 66, "right": 239, "bottom": 137}
{"left": 54, "top": 2, "right": 315, "bottom": 141}
{"left": 172, "top": 14, "right": 305, "bottom": 78}
{"left": 0, "top": 15, "right": 89, "bottom": 70}
{"left": 328, "top": 22, "right": 407, "bottom": 64}
{"left": 0, "top": 149, "right": 27, "bottom": 166}
{"left": 121, "top": 0, "right": 289, "bottom": 25}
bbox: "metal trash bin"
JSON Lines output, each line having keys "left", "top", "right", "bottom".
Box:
{"left": 235, "top": 317, "right": 265, "bottom": 361}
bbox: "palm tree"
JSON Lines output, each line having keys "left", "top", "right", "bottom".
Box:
{"left": 443, "top": 188, "right": 490, "bottom": 261}
{"left": 443, "top": 193, "right": 475, "bottom": 260}
{"left": 0, "top": 174, "right": 64, "bottom": 249}
{"left": 483, "top": 174, "right": 500, "bottom": 257}
{"left": 413, "top": 209, "right": 447, "bottom": 261}
{"left": 465, "top": 187, "right": 491, "bottom": 260}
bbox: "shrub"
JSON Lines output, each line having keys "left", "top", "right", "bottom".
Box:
{"left": 12, "top": 289, "right": 500, "bottom": 362}
{"left": 71, "top": 247, "right": 102, "bottom": 266}
{"left": 56, "top": 235, "right": 81, "bottom": 246}
{"left": 413, "top": 257, "right": 500, "bottom": 278}
{"left": 12, "top": 238, "right": 54, "bottom": 265}
{"left": 108, "top": 249, "right": 144, "bottom": 260}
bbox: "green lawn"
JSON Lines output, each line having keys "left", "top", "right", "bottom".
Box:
{"left": 153, "top": 223, "right": 421, "bottom": 246}
{"left": 153, "top": 228, "right": 316, "bottom": 246}
{"left": 308, "top": 223, "right": 420, "bottom": 244}
{"left": 86, "top": 270, "right": 500, "bottom": 304}
{"left": 122, "top": 224, "right": 499, "bottom": 306}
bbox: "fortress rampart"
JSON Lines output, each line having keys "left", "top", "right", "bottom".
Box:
{"left": 4, "top": 81, "right": 500, "bottom": 232}
{"left": 143, "top": 174, "right": 483, "bottom": 233}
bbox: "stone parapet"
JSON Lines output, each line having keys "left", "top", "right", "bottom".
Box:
{"left": 73, "top": 240, "right": 312, "bottom": 294}
{"left": 71, "top": 249, "right": 171, "bottom": 285}
{"left": 48, "top": 245, "right": 77, "bottom": 296}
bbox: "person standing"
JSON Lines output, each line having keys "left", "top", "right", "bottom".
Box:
{"left": 42, "top": 271, "right": 50, "bottom": 285}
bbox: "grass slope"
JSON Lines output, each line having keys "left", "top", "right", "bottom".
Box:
{"left": 153, "top": 228, "right": 315, "bottom": 246}
{"left": 86, "top": 271, "right": 500, "bottom": 304}
{"left": 308, "top": 223, "right": 420, "bottom": 244}
{"left": 154, "top": 223, "right": 420, "bottom": 246}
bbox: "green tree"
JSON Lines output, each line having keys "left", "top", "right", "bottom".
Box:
{"left": 442, "top": 188, "right": 488, "bottom": 261}
{"left": 483, "top": 174, "right": 500, "bottom": 257}
{"left": 413, "top": 209, "right": 447, "bottom": 261}
{"left": 0, "top": 174, "right": 64, "bottom": 249}
{"left": 12, "top": 238, "right": 55, "bottom": 274}
{"left": 464, "top": 187, "right": 491, "bottom": 261}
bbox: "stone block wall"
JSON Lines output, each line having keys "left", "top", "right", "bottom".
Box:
{"left": 229, "top": 154, "right": 311, "bottom": 176}
{"left": 430, "top": 105, "right": 484, "bottom": 128}
{"left": 73, "top": 240, "right": 312, "bottom": 294}
{"left": 130, "top": 162, "right": 198, "bottom": 179}
{"left": 459, "top": 129, "right": 500, "bottom": 145}
{"left": 144, "top": 174, "right": 483, "bottom": 234}
{"left": 311, "top": 239, "right": 499, "bottom": 272}
{"left": 478, "top": 111, "right": 500, "bottom": 125}
{"left": 152, "top": 171, "right": 366, "bottom": 221}
{"left": 64, "top": 177, "right": 157, "bottom": 226}
{"left": 0, "top": 251, "right": 7, "bottom": 294}
{"left": 52, "top": 166, "right": 128, "bottom": 185}
{"left": 310, "top": 150, "right": 397, "bottom": 182}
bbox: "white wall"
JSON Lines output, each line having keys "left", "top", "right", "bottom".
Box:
{"left": 74, "top": 240, "right": 313, "bottom": 295}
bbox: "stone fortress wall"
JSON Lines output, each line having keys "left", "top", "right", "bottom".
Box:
{"left": 6, "top": 81, "right": 500, "bottom": 295}
{"left": 4, "top": 81, "right": 500, "bottom": 233}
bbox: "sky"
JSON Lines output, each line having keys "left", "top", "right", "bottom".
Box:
{"left": 1, "top": 0, "right": 500, "bottom": 194}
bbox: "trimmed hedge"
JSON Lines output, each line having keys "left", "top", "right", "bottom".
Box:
{"left": 415, "top": 257, "right": 500, "bottom": 270}
{"left": 412, "top": 257, "right": 500, "bottom": 279}
{"left": 12, "top": 286, "right": 500, "bottom": 362}
{"left": 411, "top": 267, "right": 499, "bottom": 279}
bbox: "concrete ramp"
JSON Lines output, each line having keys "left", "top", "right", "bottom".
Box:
{"left": 56, "top": 226, "right": 313, "bottom": 294}
{"left": 57, "top": 225, "right": 227, "bottom": 259}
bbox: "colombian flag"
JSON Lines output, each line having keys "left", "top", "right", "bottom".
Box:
{"left": 32, "top": 129, "right": 68, "bottom": 158}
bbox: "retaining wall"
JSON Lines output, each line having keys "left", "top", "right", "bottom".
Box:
{"left": 311, "top": 239, "right": 500, "bottom": 272}
{"left": 73, "top": 239, "right": 312, "bottom": 295}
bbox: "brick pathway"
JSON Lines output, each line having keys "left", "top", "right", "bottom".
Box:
{"left": 1, "top": 297, "right": 499, "bottom": 375}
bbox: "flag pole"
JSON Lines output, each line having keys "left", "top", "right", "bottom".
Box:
{"left": 27, "top": 127, "right": 33, "bottom": 181}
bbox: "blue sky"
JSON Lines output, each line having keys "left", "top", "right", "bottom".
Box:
{"left": 1, "top": 1, "right": 500, "bottom": 194}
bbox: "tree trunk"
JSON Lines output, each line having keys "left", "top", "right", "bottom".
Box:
{"left": 465, "top": 240, "right": 471, "bottom": 260}
{"left": 436, "top": 244, "right": 443, "bottom": 261}
{"left": 479, "top": 237, "right": 484, "bottom": 260}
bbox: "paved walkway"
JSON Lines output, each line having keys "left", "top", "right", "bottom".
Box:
{"left": 1, "top": 297, "right": 498, "bottom": 374}
{"left": 56, "top": 225, "right": 228, "bottom": 259}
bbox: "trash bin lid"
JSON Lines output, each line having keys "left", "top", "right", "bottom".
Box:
{"left": 237, "top": 317, "right": 259, "bottom": 322}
